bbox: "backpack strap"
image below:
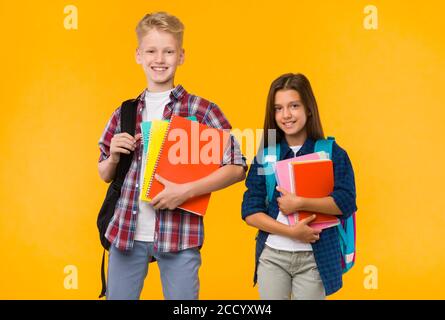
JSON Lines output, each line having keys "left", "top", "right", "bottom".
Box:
{"left": 99, "top": 99, "right": 138, "bottom": 299}
{"left": 113, "top": 99, "right": 138, "bottom": 186}
{"left": 264, "top": 143, "right": 280, "bottom": 206}
{"left": 99, "top": 250, "right": 107, "bottom": 298}
{"left": 314, "top": 136, "right": 335, "bottom": 159}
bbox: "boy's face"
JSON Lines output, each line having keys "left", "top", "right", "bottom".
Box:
{"left": 136, "top": 28, "right": 184, "bottom": 92}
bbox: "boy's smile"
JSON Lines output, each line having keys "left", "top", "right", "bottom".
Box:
{"left": 152, "top": 66, "right": 168, "bottom": 72}
{"left": 136, "top": 28, "right": 184, "bottom": 92}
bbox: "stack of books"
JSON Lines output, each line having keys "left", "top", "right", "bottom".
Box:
{"left": 274, "top": 151, "right": 339, "bottom": 229}
{"left": 139, "top": 115, "right": 230, "bottom": 216}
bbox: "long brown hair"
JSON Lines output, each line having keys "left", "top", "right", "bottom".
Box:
{"left": 263, "top": 73, "right": 325, "bottom": 147}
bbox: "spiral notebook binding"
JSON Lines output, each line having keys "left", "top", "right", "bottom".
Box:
{"left": 139, "top": 122, "right": 151, "bottom": 202}
{"left": 145, "top": 118, "right": 172, "bottom": 201}
{"left": 139, "top": 122, "right": 147, "bottom": 201}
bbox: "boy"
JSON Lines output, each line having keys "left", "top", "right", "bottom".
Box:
{"left": 98, "top": 12, "right": 247, "bottom": 300}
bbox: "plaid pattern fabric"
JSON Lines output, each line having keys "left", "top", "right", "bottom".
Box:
{"left": 99, "top": 85, "right": 247, "bottom": 252}
{"left": 241, "top": 138, "right": 357, "bottom": 296}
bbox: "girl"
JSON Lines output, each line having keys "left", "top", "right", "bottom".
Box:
{"left": 241, "top": 73, "right": 357, "bottom": 299}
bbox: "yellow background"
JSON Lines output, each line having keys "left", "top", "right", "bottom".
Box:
{"left": 1, "top": 0, "right": 444, "bottom": 299}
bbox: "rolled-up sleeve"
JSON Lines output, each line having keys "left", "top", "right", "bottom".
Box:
{"left": 203, "top": 103, "right": 248, "bottom": 171}
{"left": 329, "top": 143, "right": 357, "bottom": 220}
{"left": 98, "top": 107, "right": 121, "bottom": 163}
{"left": 222, "top": 134, "right": 248, "bottom": 171}
{"left": 241, "top": 156, "right": 267, "bottom": 220}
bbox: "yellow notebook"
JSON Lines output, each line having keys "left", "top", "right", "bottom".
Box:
{"left": 140, "top": 120, "right": 169, "bottom": 202}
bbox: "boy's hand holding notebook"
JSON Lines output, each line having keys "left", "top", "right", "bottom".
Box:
{"left": 150, "top": 173, "right": 194, "bottom": 210}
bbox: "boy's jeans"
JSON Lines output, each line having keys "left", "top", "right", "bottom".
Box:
{"left": 106, "top": 240, "right": 201, "bottom": 300}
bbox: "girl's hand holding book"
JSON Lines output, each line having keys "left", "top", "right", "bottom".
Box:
{"left": 288, "top": 215, "right": 321, "bottom": 244}
{"left": 276, "top": 186, "right": 303, "bottom": 215}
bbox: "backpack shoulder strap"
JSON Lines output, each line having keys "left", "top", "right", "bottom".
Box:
{"left": 314, "top": 136, "right": 335, "bottom": 159}
{"left": 264, "top": 143, "right": 280, "bottom": 205}
{"left": 114, "top": 99, "right": 138, "bottom": 186}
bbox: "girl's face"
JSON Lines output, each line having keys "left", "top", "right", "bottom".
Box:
{"left": 274, "top": 89, "right": 308, "bottom": 145}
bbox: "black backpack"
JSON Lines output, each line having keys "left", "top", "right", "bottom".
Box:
{"left": 97, "top": 99, "right": 138, "bottom": 298}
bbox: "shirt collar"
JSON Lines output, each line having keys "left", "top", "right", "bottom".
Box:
{"left": 279, "top": 137, "right": 315, "bottom": 159}
{"left": 137, "top": 84, "right": 186, "bottom": 102}
{"left": 170, "top": 84, "right": 186, "bottom": 101}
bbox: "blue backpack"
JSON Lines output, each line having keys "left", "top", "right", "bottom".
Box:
{"left": 263, "top": 137, "right": 356, "bottom": 274}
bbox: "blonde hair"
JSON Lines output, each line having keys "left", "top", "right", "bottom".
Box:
{"left": 136, "top": 12, "right": 184, "bottom": 46}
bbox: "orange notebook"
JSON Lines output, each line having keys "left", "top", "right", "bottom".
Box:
{"left": 147, "top": 115, "right": 231, "bottom": 216}
{"left": 290, "top": 159, "right": 340, "bottom": 226}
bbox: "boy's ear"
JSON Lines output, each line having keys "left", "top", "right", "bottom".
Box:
{"left": 135, "top": 47, "right": 142, "bottom": 65}
{"left": 179, "top": 48, "right": 185, "bottom": 65}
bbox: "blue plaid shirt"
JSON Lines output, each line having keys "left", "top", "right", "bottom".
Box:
{"left": 241, "top": 138, "right": 357, "bottom": 296}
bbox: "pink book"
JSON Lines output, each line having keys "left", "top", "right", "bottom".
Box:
{"left": 275, "top": 152, "right": 332, "bottom": 226}
{"left": 307, "top": 220, "right": 340, "bottom": 230}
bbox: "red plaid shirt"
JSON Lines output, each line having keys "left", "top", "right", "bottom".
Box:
{"left": 99, "top": 85, "right": 247, "bottom": 252}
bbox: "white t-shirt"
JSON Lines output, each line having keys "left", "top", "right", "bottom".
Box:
{"left": 134, "top": 89, "right": 173, "bottom": 242}
{"left": 265, "top": 145, "right": 313, "bottom": 252}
